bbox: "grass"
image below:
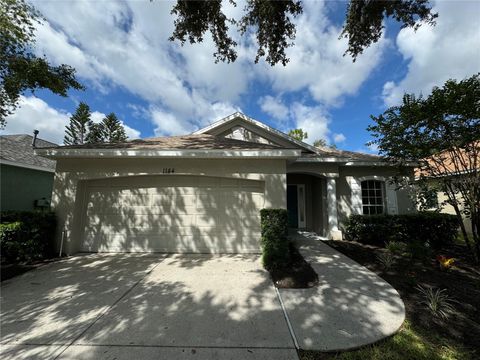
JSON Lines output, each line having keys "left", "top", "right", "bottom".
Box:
{"left": 299, "top": 321, "right": 473, "bottom": 360}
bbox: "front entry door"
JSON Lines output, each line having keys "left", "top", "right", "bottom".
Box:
{"left": 287, "top": 184, "right": 306, "bottom": 228}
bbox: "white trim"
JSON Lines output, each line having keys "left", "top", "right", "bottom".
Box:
{"left": 295, "top": 157, "right": 353, "bottom": 163}
{"left": 357, "top": 175, "right": 387, "bottom": 182}
{"left": 345, "top": 161, "right": 418, "bottom": 167}
{"left": 193, "top": 112, "right": 320, "bottom": 154}
{"left": 357, "top": 176, "right": 399, "bottom": 215}
{"left": 326, "top": 177, "right": 342, "bottom": 240}
{"left": 0, "top": 158, "right": 55, "bottom": 173}
{"left": 34, "top": 148, "right": 302, "bottom": 159}
{"left": 297, "top": 184, "right": 306, "bottom": 228}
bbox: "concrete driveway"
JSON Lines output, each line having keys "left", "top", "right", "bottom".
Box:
{"left": 0, "top": 254, "right": 298, "bottom": 360}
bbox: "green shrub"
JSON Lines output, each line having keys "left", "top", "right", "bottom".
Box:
{"left": 344, "top": 213, "right": 459, "bottom": 249}
{"left": 407, "top": 241, "right": 432, "bottom": 260}
{"left": 377, "top": 251, "right": 396, "bottom": 270}
{"left": 385, "top": 240, "right": 406, "bottom": 254}
{"left": 260, "top": 208, "right": 290, "bottom": 270}
{"left": 0, "top": 211, "right": 57, "bottom": 263}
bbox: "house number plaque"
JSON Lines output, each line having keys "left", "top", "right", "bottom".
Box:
{"left": 162, "top": 168, "right": 175, "bottom": 174}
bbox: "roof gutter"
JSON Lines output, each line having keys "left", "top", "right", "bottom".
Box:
{"left": 293, "top": 157, "right": 418, "bottom": 166}
{"left": 34, "top": 148, "right": 302, "bottom": 159}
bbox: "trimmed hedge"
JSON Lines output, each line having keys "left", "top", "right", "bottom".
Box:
{"left": 260, "top": 208, "right": 290, "bottom": 270}
{"left": 0, "top": 211, "right": 57, "bottom": 263}
{"left": 344, "top": 213, "right": 459, "bottom": 249}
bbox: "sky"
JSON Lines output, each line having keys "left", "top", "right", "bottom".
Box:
{"left": 1, "top": 0, "right": 479, "bottom": 153}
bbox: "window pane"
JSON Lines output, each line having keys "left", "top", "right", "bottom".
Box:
{"left": 361, "top": 180, "right": 385, "bottom": 215}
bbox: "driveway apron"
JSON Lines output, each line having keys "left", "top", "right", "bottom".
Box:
{"left": 1, "top": 253, "right": 298, "bottom": 360}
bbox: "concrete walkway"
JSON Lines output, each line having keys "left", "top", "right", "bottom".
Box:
{"left": 1, "top": 254, "right": 298, "bottom": 360}
{"left": 278, "top": 232, "right": 405, "bottom": 351}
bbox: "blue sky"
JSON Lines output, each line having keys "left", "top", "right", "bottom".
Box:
{"left": 2, "top": 0, "right": 479, "bottom": 153}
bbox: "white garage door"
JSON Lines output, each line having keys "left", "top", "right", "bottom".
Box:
{"left": 81, "top": 175, "right": 265, "bottom": 253}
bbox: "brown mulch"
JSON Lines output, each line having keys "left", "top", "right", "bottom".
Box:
{"left": 270, "top": 243, "right": 319, "bottom": 288}
{"left": 324, "top": 239, "right": 480, "bottom": 355}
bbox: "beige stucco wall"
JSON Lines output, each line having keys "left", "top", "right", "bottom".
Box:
{"left": 52, "top": 158, "right": 287, "bottom": 254}
{"left": 433, "top": 185, "right": 473, "bottom": 234}
{"left": 286, "top": 163, "right": 416, "bottom": 236}
{"left": 337, "top": 166, "right": 415, "bottom": 227}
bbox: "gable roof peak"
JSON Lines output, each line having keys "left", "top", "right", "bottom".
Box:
{"left": 194, "top": 112, "right": 319, "bottom": 154}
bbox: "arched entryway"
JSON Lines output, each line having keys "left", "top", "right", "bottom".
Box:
{"left": 287, "top": 173, "right": 326, "bottom": 236}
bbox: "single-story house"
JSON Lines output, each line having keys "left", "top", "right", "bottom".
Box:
{"left": 1, "top": 133, "right": 56, "bottom": 212}
{"left": 36, "top": 112, "right": 415, "bottom": 254}
{"left": 416, "top": 141, "right": 479, "bottom": 235}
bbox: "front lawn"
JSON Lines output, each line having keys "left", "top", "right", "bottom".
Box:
{"left": 300, "top": 239, "right": 480, "bottom": 360}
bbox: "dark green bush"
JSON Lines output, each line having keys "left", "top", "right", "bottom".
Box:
{"left": 0, "top": 211, "right": 57, "bottom": 263}
{"left": 260, "top": 208, "right": 290, "bottom": 270}
{"left": 344, "top": 213, "right": 459, "bottom": 249}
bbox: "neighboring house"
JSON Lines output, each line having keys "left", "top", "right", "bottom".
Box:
{"left": 1, "top": 134, "right": 57, "bottom": 212}
{"left": 416, "top": 142, "right": 479, "bottom": 235}
{"left": 36, "top": 112, "right": 415, "bottom": 254}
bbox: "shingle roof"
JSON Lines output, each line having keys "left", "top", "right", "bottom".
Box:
{"left": 46, "top": 134, "right": 287, "bottom": 151}
{"left": 309, "top": 146, "right": 381, "bottom": 161}
{"left": 0, "top": 134, "right": 57, "bottom": 170}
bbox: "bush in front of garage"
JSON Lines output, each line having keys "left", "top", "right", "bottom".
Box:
{"left": 344, "top": 213, "right": 459, "bottom": 249}
{"left": 260, "top": 208, "right": 290, "bottom": 270}
{"left": 0, "top": 211, "right": 57, "bottom": 263}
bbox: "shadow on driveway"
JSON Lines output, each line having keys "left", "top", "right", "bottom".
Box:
{"left": 0, "top": 254, "right": 298, "bottom": 360}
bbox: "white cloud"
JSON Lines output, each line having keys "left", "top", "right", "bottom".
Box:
{"left": 150, "top": 108, "right": 186, "bottom": 136}
{"left": 290, "top": 103, "right": 330, "bottom": 145}
{"left": 258, "top": 96, "right": 289, "bottom": 120}
{"left": 255, "top": 1, "right": 387, "bottom": 106}
{"left": 1, "top": 96, "right": 70, "bottom": 144}
{"left": 382, "top": 0, "right": 480, "bottom": 106}
{"left": 29, "top": 0, "right": 390, "bottom": 137}
{"left": 31, "top": 0, "right": 249, "bottom": 134}
{"left": 150, "top": 101, "right": 241, "bottom": 136}
{"left": 333, "top": 133, "right": 346, "bottom": 143}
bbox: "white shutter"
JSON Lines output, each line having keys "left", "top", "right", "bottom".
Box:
{"left": 385, "top": 180, "right": 398, "bottom": 215}
{"left": 348, "top": 176, "right": 362, "bottom": 215}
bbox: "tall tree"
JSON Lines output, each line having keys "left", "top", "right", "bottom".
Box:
{"left": 288, "top": 128, "right": 308, "bottom": 141}
{"left": 64, "top": 102, "right": 91, "bottom": 145}
{"left": 101, "top": 113, "right": 127, "bottom": 143}
{"left": 313, "top": 139, "right": 327, "bottom": 147}
{"left": 85, "top": 122, "right": 104, "bottom": 144}
{"left": 368, "top": 74, "right": 480, "bottom": 260}
{"left": 169, "top": 0, "right": 437, "bottom": 66}
{"left": 0, "top": 0, "right": 83, "bottom": 126}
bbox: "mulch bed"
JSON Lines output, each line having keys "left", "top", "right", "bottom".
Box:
{"left": 270, "top": 243, "right": 319, "bottom": 288}
{"left": 324, "top": 239, "right": 480, "bottom": 356}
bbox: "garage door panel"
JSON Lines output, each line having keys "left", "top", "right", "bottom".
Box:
{"left": 87, "top": 214, "right": 196, "bottom": 228}
{"left": 81, "top": 176, "right": 264, "bottom": 253}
